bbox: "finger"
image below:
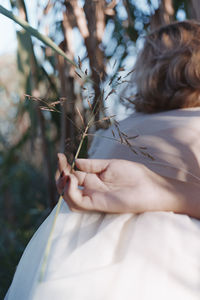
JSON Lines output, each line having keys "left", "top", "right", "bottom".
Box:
{"left": 57, "top": 153, "right": 70, "bottom": 173}
{"left": 62, "top": 174, "right": 99, "bottom": 212}
{"left": 73, "top": 170, "right": 86, "bottom": 186}
{"left": 56, "top": 173, "right": 69, "bottom": 195}
{"left": 73, "top": 169, "right": 100, "bottom": 186}
{"left": 62, "top": 173, "right": 109, "bottom": 212}
{"left": 66, "top": 176, "right": 94, "bottom": 211}
{"left": 75, "top": 159, "right": 110, "bottom": 174}
{"left": 62, "top": 175, "right": 108, "bottom": 212}
{"left": 73, "top": 170, "right": 109, "bottom": 192}
{"left": 63, "top": 174, "right": 84, "bottom": 211}
{"left": 67, "top": 174, "right": 82, "bottom": 200}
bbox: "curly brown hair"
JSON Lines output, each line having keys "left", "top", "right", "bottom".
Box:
{"left": 133, "top": 20, "right": 200, "bottom": 113}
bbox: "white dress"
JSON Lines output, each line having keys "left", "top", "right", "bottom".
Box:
{"left": 6, "top": 108, "right": 200, "bottom": 300}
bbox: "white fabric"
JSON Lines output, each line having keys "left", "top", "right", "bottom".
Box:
{"left": 6, "top": 108, "right": 200, "bottom": 300}
{"left": 89, "top": 107, "right": 200, "bottom": 183}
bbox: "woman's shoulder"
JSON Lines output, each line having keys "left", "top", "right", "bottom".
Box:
{"left": 120, "top": 107, "right": 200, "bottom": 133}
{"left": 88, "top": 107, "right": 200, "bottom": 159}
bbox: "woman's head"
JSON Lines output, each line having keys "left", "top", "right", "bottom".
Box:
{"left": 133, "top": 20, "right": 200, "bottom": 113}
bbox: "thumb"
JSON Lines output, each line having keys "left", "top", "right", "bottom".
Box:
{"left": 75, "top": 159, "right": 109, "bottom": 174}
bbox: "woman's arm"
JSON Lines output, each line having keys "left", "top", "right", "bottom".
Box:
{"left": 57, "top": 154, "right": 200, "bottom": 219}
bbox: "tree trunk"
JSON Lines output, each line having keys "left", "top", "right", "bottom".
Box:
{"left": 15, "top": 0, "right": 57, "bottom": 207}
{"left": 150, "top": 0, "right": 174, "bottom": 30}
{"left": 57, "top": 3, "right": 79, "bottom": 161}
{"left": 83, "top": 0, "right": 105, "bottom": 123}
{"left": 69, "top": 0, "right": 106, "bottom": 125}
{"left": 188, "top": 0, "right": 200, "bottom": 21}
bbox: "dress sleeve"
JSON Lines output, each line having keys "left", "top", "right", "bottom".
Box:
{"left": 134, "top": 124, "right": 200, "bottom": 184}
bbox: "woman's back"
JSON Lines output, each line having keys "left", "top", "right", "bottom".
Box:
{"left": 6, "top": 108, "right": 200, "bottom": 300}
{"left": 90, "top": 108, "right": 200, "bottom": 184}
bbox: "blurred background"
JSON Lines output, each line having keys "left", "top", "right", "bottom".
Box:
{"left": 0, "top": 0, "right": 199, "bottom": 297}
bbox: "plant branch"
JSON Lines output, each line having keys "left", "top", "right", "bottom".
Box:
{"left": 0, "top": 4, "right": 77, "bottom": 68}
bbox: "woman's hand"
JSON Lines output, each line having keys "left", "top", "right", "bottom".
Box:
{"left": 56, "top": 153, "right": 200, "bottom": 218}
{"left": 56, "top": 153, "right": 160, "bottom": 213}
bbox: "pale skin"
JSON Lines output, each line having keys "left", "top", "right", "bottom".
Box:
{"left": 57, "top": 153, "right": 200, "bottom": 219}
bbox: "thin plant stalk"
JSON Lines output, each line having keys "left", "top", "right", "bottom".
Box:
{"left": 38, "top": 90, "right": 104, "bottom": 282}
{"left": 71, "top": 124, "right": 90, "bottom": 170}
{"left": 39, "top": 195, "right": 62, "bottom": 282}
{"left": 25, "top": 95, "right": 83, "bottom": 133}
{"left": 38, "top": 123, "right": 90, "bottom": 282}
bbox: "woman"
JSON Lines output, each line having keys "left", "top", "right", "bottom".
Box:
{"left": 6, "top": 20, "right": 200, "bottom": 299}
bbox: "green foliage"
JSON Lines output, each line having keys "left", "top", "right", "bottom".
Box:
{"left": 0, "top": 140, "right": 49, "bottom": 298}
{"left": 17, "top": 30, "right": 33, "bottom": 95}
{"left": 0, "top": 5, "right": 77, "bottom": 68}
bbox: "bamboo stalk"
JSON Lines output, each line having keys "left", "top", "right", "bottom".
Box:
{"left": 0, "top": 4, "right": 77, "bottom": 68}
